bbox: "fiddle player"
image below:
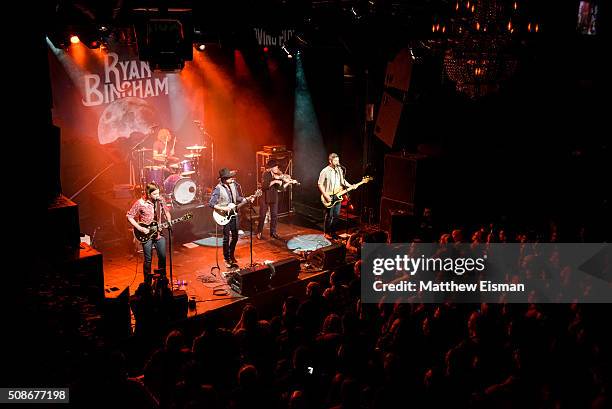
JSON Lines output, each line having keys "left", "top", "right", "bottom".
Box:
{"left": 256, "top": 159, "right": 282, "bottom": 240}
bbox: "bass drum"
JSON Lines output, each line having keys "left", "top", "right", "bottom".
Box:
{"left": 163, "top": 174, "right": 197, "bottom": 205}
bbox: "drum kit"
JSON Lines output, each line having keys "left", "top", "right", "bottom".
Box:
{"left": 136, "top": 145, "right": 207, "bottom": 205}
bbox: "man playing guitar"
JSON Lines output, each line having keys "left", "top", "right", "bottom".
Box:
{"left": 209, "top": 168, "right": 254, "bottom": 268}
{"left": 318, "top": 153, "right": 354, "bottom": 240}
{"left": 127, "top": 182, "right": 172, "bottom": 286}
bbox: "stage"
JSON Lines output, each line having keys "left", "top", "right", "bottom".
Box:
{"left": 102, "top": 219, "right": 356, "bottom": 325}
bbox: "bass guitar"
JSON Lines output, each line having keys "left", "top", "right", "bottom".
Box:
{"left": 320, "top": 176, "right": 373, "bottom": 208}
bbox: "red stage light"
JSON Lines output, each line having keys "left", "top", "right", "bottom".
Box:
{"left": 263, "top": 46, "right": 269, "bottom": 53}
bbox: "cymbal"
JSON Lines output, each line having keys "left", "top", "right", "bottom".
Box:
{"left": 186, "top": 145, "right": 206, "bottom": 150}
{"left": 144, "top": 165, "right": 164, "bottom": 170}
{"left": 184, "top": 153, "right": 202, "bottom": 158}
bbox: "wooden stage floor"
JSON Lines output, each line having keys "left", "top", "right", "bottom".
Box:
{"left": 102, "top": 220, "right": 344, "bottom": 320}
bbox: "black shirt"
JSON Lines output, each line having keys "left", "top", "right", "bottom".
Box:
{"left": 262, "top": 171, "right": 279, "bottom": 204}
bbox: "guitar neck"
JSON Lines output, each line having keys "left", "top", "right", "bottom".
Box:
{"left": 337, "top": 180, "right": 366, "bottom": 195}
{"left": 159, "top": 216, "right": 186, "bottom": 229}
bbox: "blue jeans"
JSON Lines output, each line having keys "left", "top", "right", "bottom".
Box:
{"left": 324, "top": 202, "right": 342, "bottom": 236}
{"left": 142, "top": 235, "right": 167, "bottom": 284}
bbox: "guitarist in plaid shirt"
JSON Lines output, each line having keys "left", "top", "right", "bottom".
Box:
{"left": 127, "top": 182, "right": 172, "bottom": 285}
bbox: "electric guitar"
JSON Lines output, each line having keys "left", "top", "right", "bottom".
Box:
{"left": 213, "top": 189, "right": 262, "bottom": 226}
{"left": 133, "top": 213, "right": 193, "bottom": 243}
{"left": 321, "top": 176, "right": 373, "bottom": 208}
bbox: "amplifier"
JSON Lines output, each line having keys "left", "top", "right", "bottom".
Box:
{"left": 263, "top": 145, "right": 286, "bottom": 153}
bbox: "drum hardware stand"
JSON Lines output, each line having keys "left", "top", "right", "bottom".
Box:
{"left": 193, "top": 120, "right": 215, "bottom": 198}
{"left": 247, "top": 199, "right": 256, "bottom": 268}
{"left": 130, "top": 130, "right": 155, "bottom": 192}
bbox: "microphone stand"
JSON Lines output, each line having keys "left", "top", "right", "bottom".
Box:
{"left": 236, "top": 181, "right": 255, "bottom": 268}
{"left": 248, "top": 200, "right": 255, "bottom": 268}
{"left": 160, "top": 201, "right": 174, "bottom": 292}
{"left": 341, "top": 165, "right": 350, "bottom": 236}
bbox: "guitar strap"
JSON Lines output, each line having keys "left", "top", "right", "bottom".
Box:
{"left": 331, "top": 166, "right": 339, "bottom": 195}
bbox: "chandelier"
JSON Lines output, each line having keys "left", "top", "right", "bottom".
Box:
{"left": 432, "top": 0, "right": 534, "bottom": 98}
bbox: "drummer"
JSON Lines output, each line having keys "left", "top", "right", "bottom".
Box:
{"left": 153, "top": 128, "right": 176, "bottom": 161}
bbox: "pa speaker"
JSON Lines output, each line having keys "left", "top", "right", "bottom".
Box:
{"left": 103, "top": 285, "right": 131, "bottom": 339}
{"left": 374, "top": 92, "right": 403, "bottom": 148}
{"left": 384, "top": 48, "right": 414, "bottom": 92}
{"left": 379, "top": 196, "right": 414, "bottom": 234}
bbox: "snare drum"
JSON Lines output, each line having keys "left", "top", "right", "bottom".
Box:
{"left": 177, "top": 159, "right": 196, "bottom": 176}
{"left": 163, "top": 174, "right": 197, "bottom": 204}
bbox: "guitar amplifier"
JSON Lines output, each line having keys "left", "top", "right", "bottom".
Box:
{"left": 228, "top": 264, "right": 271, "bottom": 296}
{"left": 263, "top": 145, "right": 286, "bottom": 153}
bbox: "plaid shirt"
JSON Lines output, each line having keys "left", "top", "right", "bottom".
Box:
{"left": 127, "top": 198, "right": 169, "bottom": 226}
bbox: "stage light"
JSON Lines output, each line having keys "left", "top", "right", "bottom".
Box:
{"left": 263, "top": 46, "right": 269, "bottom": 53}
{"left": 70, "top": 35, "right": 80, "bottom": 44}
{"left": 194, "top": 43, "right": 206, "bottom": 51}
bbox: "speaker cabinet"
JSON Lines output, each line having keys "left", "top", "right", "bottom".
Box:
{"left": 382, "top": 152, "right": 434, "bottom": 213}
{"left": 384, "top": 48, "right": 414, "bottom": 92}
{"left": 270, "top": 257, "right": 301, "bottom": 287}
{"left": 308, "top": 243, "right": 346, "bottom": 271}
{"left": 103, "top": 285, "right": 131, "bottom": 339}
{"left": 374, "top": 92, "right": 403, "bottom": 148}
{"left": 171, "top": 290, "right": 188, "bottom": 321}
{"left": 48, "top": 195, "right": 80, "bottom": 254}
{"left": 379, "top": 196, "right": 415, "bottom": 235}
{"left": 229, "top": 264, "right": 271, "bottom": 296}
{"left": 73, "top": 243, "right": 104, "bottom": 306}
